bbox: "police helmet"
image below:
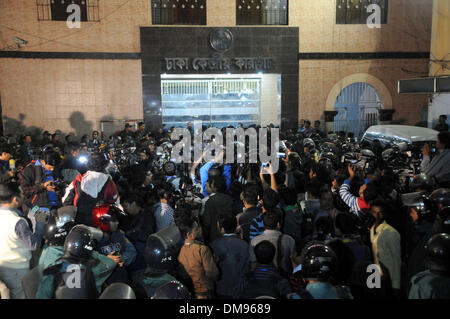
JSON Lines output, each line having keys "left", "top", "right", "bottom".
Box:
{"left": 303, "top": 138, "right": 315, "bottom": 149}
{"left": 409, "top": 174, "right": 436, "bottom": 193}
{"left": 301, "top": 242, "right": 338, "bottom": 281}
{"left": 401, "top": 192, "right": 434, "bottom": 221}
{"left": 44, "top": 206, "right": 77, "bottom": 246}
{"left": 430, "top": 188, "right": 450, "bottom": 208}
{"left": 361, "top": 149, "right": 376, "bottom": 158}
{"left": 63, "top": 225, "right": 103, "bottom": 261}
{"left": 424, "top": 233, "right": 450, "bottom": 274}
{"left": 145, "top": 224, "right": 181, "bottom": 274}
{"left": 151, "top": 281, "right": 191, "bottom": 299}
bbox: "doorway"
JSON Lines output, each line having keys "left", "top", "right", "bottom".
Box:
{"left": 334, "top": 82, "right": 382, "bottom": 138}
{"left": 161, "top": 74, "right": 281, "bottom": 128}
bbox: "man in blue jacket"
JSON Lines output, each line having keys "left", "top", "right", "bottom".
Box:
{"left": 211, "top": 213, "right": 250, "bottom": 299}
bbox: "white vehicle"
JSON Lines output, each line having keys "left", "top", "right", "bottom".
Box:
{"left": 361, "top": 125, "right": 438, "bottom": 149}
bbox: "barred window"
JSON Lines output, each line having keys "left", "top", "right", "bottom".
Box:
{"left": 236, "top": 0, "right": 288, "bottom": 25}
{"left": 36, "top": 0, "right": 100, "bottom": 22}
{"left": 336, "top": 0, "right": 388, "bottom": 24}
{"left": 151, "top": 0, "right": 206, "bottom": 25}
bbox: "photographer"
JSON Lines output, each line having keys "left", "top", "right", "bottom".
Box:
{"left": 421, "top": 131, "right": 450, "bottom": 187}
{"left": 62, "top": 152, "right": 120, "bottom": 226}
{"left": 199, "top": 148, "right": 231, "bottom": 197}
{"left": 59, "top": 141, "right": 87, "bottom": 182}
{"left": 19, "top": 149, "right": 60, "bottom": 212}
{"left": 339, "top": 164, "right": 377, "bottom": 216}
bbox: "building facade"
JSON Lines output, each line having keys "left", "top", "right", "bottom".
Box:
{"left": 0, "top": 0, "right": 433, "bottom": 137}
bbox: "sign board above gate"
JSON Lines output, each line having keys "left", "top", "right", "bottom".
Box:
{"left": 164, "top": 54, "right": 277, "bottom": 72}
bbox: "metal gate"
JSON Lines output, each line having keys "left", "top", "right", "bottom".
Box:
{"left": 161, "top": 78, "right": 261, "bottom": 128}
{"left": 334, "top": 82, "right": 382, "bottom": 138}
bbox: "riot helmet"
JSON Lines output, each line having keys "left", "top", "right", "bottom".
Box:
{"left": 301, "top": 242, "right": 338, "bottom": 281}
{"left": 401, "top": 192, "right": 435, "bottom": 222}
{"left": 409, "top": 174, "right": 436, "bottom": 193}
{"left": 360, "top": 149, "right": 376, "bottom": 158}
{"left": 430, "top": 188, "right": 450, "bottom": 210}
{"left": 44, "top": 206, "right": 77, "bottom": 246}
{"left": 63, "top": 225, "right": 103, "bottom": 261}
{"left": 424, "top": 233, "right": 450, "bottom": 274}
{"left": 303, "top": 138, "right": 315, "bottom": 150}
{"left": 151, "top": 281, "right": 191, "bottom": 299}
{"left": 99, "top": 283, "right": 136, "bottom": 299}
{"left": 145, "top": 224, "right": 182, "bottom": 274}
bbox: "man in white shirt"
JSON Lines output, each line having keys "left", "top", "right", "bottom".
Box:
{"left": 0, "top": 182, "right": 48, "bottom": 299}
{"left": 369, "top": 200, "right": 401, "bottom": 297}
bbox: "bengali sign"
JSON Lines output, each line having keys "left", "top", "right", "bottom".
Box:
{"left": 164, "top": 54, "right": 276, "bottom": 72}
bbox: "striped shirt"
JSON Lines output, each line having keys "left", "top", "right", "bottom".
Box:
{"left": 339, "top": 180, "right": 370, "bottom": 216}
{"left": 249, "top": 213, "right": 265, "bottom": 241}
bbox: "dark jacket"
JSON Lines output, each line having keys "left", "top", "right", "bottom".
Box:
{"left": 0, "top": 160, "right": 12, "bottom": 184}
{"left": 282, "top": 204, "right": 303, "bottom": 244}
{"left": 121, "top": 207, "right": 156, "bottom": 243}
{"left": 211, "top": 234, "right": 250, "bottom": 298}
{"left": 406, "top": 221, "right": 434, "bottom": 281}
{"left": 238, "top": 264, "right": 291, "bottom": 299}
{"left": 19, "top": 161, "right": 50, "bottom": 209}
{"left": 201, "top": 192, "right": 233, "bottom": 244}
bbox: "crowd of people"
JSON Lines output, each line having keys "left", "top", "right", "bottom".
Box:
{"left": 0, "top": 119, "right": 449, "bottom": 300}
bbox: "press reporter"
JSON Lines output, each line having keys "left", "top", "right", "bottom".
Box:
{"left": 19, "top": 149, "right": 60, "bottom": 212}
{"left": 0, "top": 182, "right": 48, "bottom": 299}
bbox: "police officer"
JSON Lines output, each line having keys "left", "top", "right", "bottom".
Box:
{"left": 402, "top": 193, "right": 436, "bottom": 281}
{"left": 35, "top": 225, "right": 116, "bottom": 299}
{"left": 38, "top": 206, "right": 78, "bottom": 268}
{"left": 430, "top": 188, "right": 450, "bottom": 234}
{"left": 288, "top": 242, "right": 353, "bottom": 299}
{"left": 130, "top": 229, "right": 180, "bottom": 298}
{"left": 409, "top": 233, "right": 450, "bottom": 299}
